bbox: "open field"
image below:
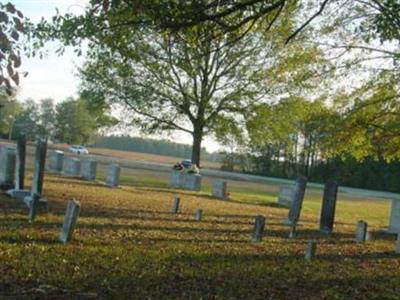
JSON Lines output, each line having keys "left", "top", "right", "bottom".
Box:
{"left": 0, "top": 168, "right": 399, "bottom": 299}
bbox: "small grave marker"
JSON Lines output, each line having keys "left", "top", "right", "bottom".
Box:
{"left": 59, "top": 199, "right": 81, "bottom": 245}
{"left": 355, "top": 220, "right": 368, "bottom": 243}
{"left": 171, "top": 197, "right": 180, "bottom": 214}
{"left": 286, "top": 177, "right": 307, "bottom": 225}
{"left": 106, "top": 164, "right": 120, "bottom": 187}
{"left": 64, "top": 157, "right": 81, "bottom": 177}
{"left": 305, "top": 240, "right": 317, "bottom": 260}
{"left": 82, "top": 159, "right": 97, "bottom": 181}
{"left": 212, "top": 180, "right": 227, "bottom": 199}
{"left": 28, "top": 193, "right": 41, "bottom": 222}
{"left": 278, "top": 185, "right": 294, "bottom": 207}
{"left": 252, "top": 215, "right": 266, "bottom": 242}
{"left": 319, "top": 180, "right": 339, "bottom": 234}
{"left": 48, "top": 150, "right": 64, "bottom": 173}
{"left": 183, "top": 173, "right": 202, "bottom": 191}
{"left": 195, "top": 209, "right": 203, "bottom": 221}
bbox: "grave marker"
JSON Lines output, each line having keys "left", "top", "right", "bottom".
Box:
{"left": 82, "top": 159, "right": 97, "bottom": 181}
{"left": 28, "top": 193, "right": 41, "bottom": 222}
{"left": 388, "top": 199, "right": 400, "bottom": 234}
{"left": 285, "top": 176, "right": 307, "bottom": 225}
{"left": 212, "top": 180, "right": 227, "bottom": 199}
{"left": 59, "top": 199, "right": 81, "bottom": 245}
{"left": 171, "top": 197, "right": 180, "bottom": 214}
{"left": 305, "top": 240, "right": 317, "bottom": 260}
{"left": 396, "top": 234, "right": 400, "bottom": 254}
{"left": 319, "top": 180, "right": 339, "bottom": 234}
{"left": 48, "top": 150, "right": 64, "bottom": 173}
{"left": 170, "top": 170, "right": 184, "bottom": 188}
{"left": 106, "top": 164, "right": 120, "bottom": 187}
{"left": 356, "top": 220, "right": 368, "bottom": 243}
{"left": 183, "top": 173, "right": 202, "bottom": 191}
{"left": 195, "top": 209, "right": 203, "bottom": 221}
{"left": 0, "top": 146, "right": 16, "bottom": 190}
{"left": 64, "top": 157, "right": 81, "bottom": 177}
{"left": 278, "top": 185, "right": 294, "bottom": 207}
{"left": 252, "top": 215, "right": 266, "bottom": 242}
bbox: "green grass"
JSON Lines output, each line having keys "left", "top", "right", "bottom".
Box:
{"left": 0, "top": 170, "right": 399, "bottom": 299}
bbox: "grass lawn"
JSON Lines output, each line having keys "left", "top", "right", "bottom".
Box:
{"left": 0, "top": 170, "right": 399, "bottom": 299}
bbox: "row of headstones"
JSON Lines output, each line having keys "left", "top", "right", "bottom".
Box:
{"left": 170, "top": 170, "right": 228, "bottom": 199}
{"left": 170, "top": 196, "right": 400, "bottom": 258}
{"left": 48, "top": 150, "right": 121, "bottom": 187}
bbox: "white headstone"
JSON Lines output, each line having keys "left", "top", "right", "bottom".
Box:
{"left": 48, "top": 150, "right": 64, "bottom": 173}
{"left": 82, "top": 159, "right": 97, "bottom": 181}
{"left": 389, "top": 199, "right": 400, "bottom": 234}
{"left": 106, "top": 164, "right": 120, "bottom": 187}
{"left": 212, "top": 180, "right": 227, "bottom": 199}
{"left": 64, "top": 157, "right": 81, "bottom": 177}
{"left": 183, "top": 173, "right": 202, "bottom": 191}
{"left": 278, "top": 185, "right": 294, "bottom": 207}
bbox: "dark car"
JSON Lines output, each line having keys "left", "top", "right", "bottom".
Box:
{"left": 181, "top": 159, "right": 192, "bottom": 168}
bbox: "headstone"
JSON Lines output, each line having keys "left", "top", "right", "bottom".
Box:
{"left": 28, "top": 193, "right": 41, "bottom": 222}
{"left": 183, "top": 173, "right": 202, "bottom": 191}
{"left": 64, "top": 157, "right": 81, "bottom": 177}
{"left": 396, "top": 234, "right": 400, "bottom": 254}
{"left": 305, "top": 240, "right": 317, "bottom": 260}
{"left": 23, "top": 138, "right": 48, "bottom": 211}
{"left": 212, "top": 180, "right": 227, "bottom": 199}
{"left": 285, "top": 176, "right": 307, "bottom": 225}
{"left": 252, "top": 215, "right": 266, "bottom": 242}
{"left": 170, "top": 170, "right": 184, "bottom": 188}
{"left": 355, "top": 220, "right": 368, "bottom": 243}
{"left": 48, "top": 150, "right": 64, "bottom": 173}
{"left": 15, "top": 134, "right": 26, "bottom": 190}
{"left": 82, "top": 159, "right": 97, "bottom": 181}
{"left": 59, "top": 199, "right": 81, "bottom": 245}
{"left": 319, "top": 180, "right": 339, "bottom": 234}
{"left": 195, "top": 209, "right": 203, "bottom": 221}
{"left": 388, "top": 199, "right": 400, "bottom": 234}
{"left": 278, "top": 185, "right": 294, "bottom": 207}
{"left": 106, "top": 164, "right": 120, "bottom": 187}
{"left": 0, "top": 146, "right": 16, "bottom": 190}
{"left": 171, "top": 197, "right": 180, "bottom": 214}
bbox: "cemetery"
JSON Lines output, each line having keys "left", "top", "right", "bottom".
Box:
{"left": 0, "top": 139, "right": 400, "bottom": 299}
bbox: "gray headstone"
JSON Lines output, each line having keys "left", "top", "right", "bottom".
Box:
{"left": 356, "top": 220, "right": 368, "bottom": 243}
{"left": 171, "top": 197, "right": 180, "bottom": 214}
{"left": 0, "top": 146, "right": 16, "bottom": 190}
{"left": 31, "top": 137, "right": 47, "bottom": 196}
{"left": 396, "top": 234, "right": 400, "bottom": 254}
{"left": 15, "top": 134, "right": 26, "bottom": 190}
{"left": 212, "top": 180, "right": 227, "bottom": 199}
{"left": 170, "top": 170, "right": 184, "bottom": 188}
{"left": 195, "top": 209, "right": 203, "bottom": 221}
{"left": 288, "top": 223, "right": 297, "bottom": 239}
{"left": 183, "top": 173, "right": 202, "bottom": 191}
{"left": 389, "top": 199, "right": 400, "bottom": 234}
{"left": 64, "top": 157, "right": 81, "bottom": 177}
{"left": 278, "top": 185, "right": 294, "bottom": 207}
{"left": 319, "top": 180, "right": 339, "bottom": 234}
{"left": 82, "top": 159, "right": 97, "bottom": 181}
{"left": 28, "top": 193, "right": 41, "bottom": 222}
{"left": 106, "top": 164, "right": 120, "bottom": 187}
{"left": 305, "top": 240, "right": 317, "bottom": 260}
{"left": 252, "top": 215, "right": 266, "bottom": 242}
{"left": 286, "top": 177, "right": 307, "bottom": 225}
{"left": 48, "top": 150, "right": 64, "bottom": 173}
{"left": 59, "top": 199, "right": 81, "bottom": 245}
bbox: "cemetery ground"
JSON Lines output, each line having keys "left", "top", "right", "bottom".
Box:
{"left": 1, "top": 166, "right": 400, "bottom": 299}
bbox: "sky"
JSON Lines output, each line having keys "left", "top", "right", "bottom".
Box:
{"left": 11, "top": 0, "right": 220, "bottom": 152}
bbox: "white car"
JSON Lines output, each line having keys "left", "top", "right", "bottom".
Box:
{"left": 69, "top": 145, "right": 89, "bottom": 155}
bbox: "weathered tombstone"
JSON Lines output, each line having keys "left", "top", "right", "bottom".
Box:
{"left": 288, "top": 223, "right": 297, "bottom": 239}
{"left": 195, "top": 209, "right": 203, "bottom": 221}
{"left": 278, "top": 185, "right": 295, "bottom": 207}
{"left": 59, "top": 199, "right": 81, "bottom": 245}
{"left": 171, "top": 197, "right": 180, "bottom": 214}
{"left": 285, "top": 176, "right": 307, "bottom": 225}
{"left": 64, "top": 157, "right": 81, "bottom": 177}
{"left": 252, "top": 215, "right": 266, "bottom": 242}
{"left": 388, "top": 199, "right": 400, "bottom": 234}
{"left": 170, "top": 170, "right": 184, "bottom": 188}
{"left": 396, "top": 234, "right": 400, "bottom": 254}
{"left": 48, "top": 150, "right": 64, "bottom": 173}
{"left": 319, "top": 180, "right": 339, "bottom": 234}
{"left": 183, "top": 173, "right": 202, "bottom": 191}
{"left": 0, "top": 146, "right": 16, "bottom": 190}
{"left": 305, "top": 240, "right": 317, "bottom": 260}
{"left": 23, "top": 138, "right": 48, "bottom": 211}
{"left": 15, "top": 134, "right": 26, "bottom": 190}
{"left": 212, "top": 180, "right": 227, "bottom": 199}
{"left": 82, "top": 159, "right": 97, "bottom": 181}
{"left": 28, "top": 193, "right": 41, "bottom": 222}
{"left": 106, "top": 164, "right": 120, "bottom": 187}
{"left": 355, "top": 220, "right": 368, "bottom": 243}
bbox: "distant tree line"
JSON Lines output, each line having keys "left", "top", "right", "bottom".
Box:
{"left": 94, "top": 135, "right": 221, "bottom": 162}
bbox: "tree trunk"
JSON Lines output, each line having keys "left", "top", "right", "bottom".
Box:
{"left": 191, "top": 127, "right": 203, "bottom": 167}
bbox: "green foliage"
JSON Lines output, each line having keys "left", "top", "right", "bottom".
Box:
{"left": 0, "top": 87, "right": 20, "bottom": 138}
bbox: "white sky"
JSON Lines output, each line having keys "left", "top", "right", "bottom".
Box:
{"left": 11, "top": 0, "right": 220, "bottom": 152}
